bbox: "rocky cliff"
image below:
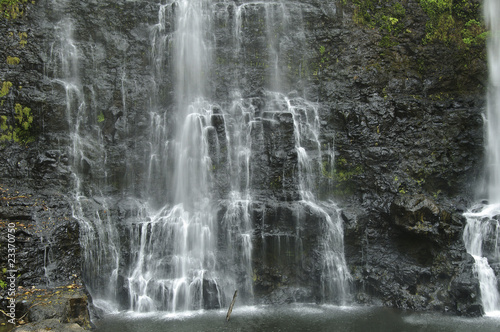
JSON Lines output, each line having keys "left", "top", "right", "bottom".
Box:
{"left": 0, "top": 0, "right": 489, "bottom": 325}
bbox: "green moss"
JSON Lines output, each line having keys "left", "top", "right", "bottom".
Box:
{"left": 13, "top": 103, "right": 34, "bottom": 143}
{"left": 0, "top": 103, "right": 35, "bottom": 144}
{"left": 322, "top": 157, "right": 363, "bottom": 198}
{"left": 0, "top": 115, "right": 9, "bottom": 131}
{"left": 269, "top": 175, "right": 282, "bottom": 190}
{"left": 419, "top": 0, "right": 486, "bottom": 50}
{"left": 0, "top": 81, "right": 12, "bottom": 98}
{"left": 462, "top": 19, "right": 488, "bottom": 47}
{"left": 18, "top": 31, "right": 27, "bottom": 47}
{"left": 0, "top": 115, "right": 13, "bottom": 141}
{"left": 97, "top": 111, "right": 105, "bottom": 123}
{"left": 379, "top": 35, "right": 398, "bottom": 48}
{"left": 352, "top": 0, "right": 407, "bottom": 47}
{"left": 0, "top": 0, "right": 28, "bottom": 19}
{"left": 6, "top": 56, "right": 19, "bottom": 65}
{"left": 351, "top": 0, "right": 486, "bottom": 60}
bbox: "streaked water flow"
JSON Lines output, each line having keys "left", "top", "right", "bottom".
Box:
{"left": 462, "top": 0, "right": 500, "bottom": 317}
{"left": 48, "top": 0, "right": 351, "bottom": 313}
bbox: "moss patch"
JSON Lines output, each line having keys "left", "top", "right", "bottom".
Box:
{"left": 0, "top": 103, "right": 35, "bottom": 144}
{"left": 0, "top": 0, "right": 29, "bottom": 19}
{"left": 352, "top": 0, "right": 408, "bottom": 47}
{"left": 420, "top": 0, "right": 487, "bottom": 50}
{"left": 322, "top": 157, "right": 363, "bottom": 198}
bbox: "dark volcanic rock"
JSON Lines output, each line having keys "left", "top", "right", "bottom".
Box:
{"left": 15, "top": 286, "right": 92, "bottom": 329}
{"left": 390, "top": 194, "right": 465, "bottom": 243}
{"left": 0, "top": 185, "right": 81, "bottom": 288}
{"left": 12, "top": 319, "right": 87, "bottom": 332}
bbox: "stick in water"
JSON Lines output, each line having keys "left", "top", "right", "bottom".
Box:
{"left": 226, "top": 290, "right": 238, "bottom": 321}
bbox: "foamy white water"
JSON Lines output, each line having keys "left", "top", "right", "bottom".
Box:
{"left": 461, "top": 0, "right": 500, "bottom": 316}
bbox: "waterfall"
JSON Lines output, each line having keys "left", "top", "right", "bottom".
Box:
{"left": 485, "top": 0, "right": 500, "bottom": 204}
{"left": 45, "top": 8, "right": 122, "bottom": 303}
{"left": 463, "top": 205, "right": 500, "bottom": 315}
{"left": 45, "top": 0, "right": 351, "bottom": 312}
{"left": 127, "top": 0, "right": 223, "bottom": 312}
{"left": 462, "top": 0, "right": 500, "bottom": 317}
{"left": 229, "top": 1, "right": 350, "bottom": 304}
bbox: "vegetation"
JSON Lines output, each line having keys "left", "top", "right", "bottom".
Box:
{"left": 419, "top": 0, "right": 487, "bottom": 48}
{"left": 0, "top": 103, "right": 34, "bottom": 144}
{"left": 352, "top": 0, "right": 408, "bottom": 47}
{"left": 322, "top": 157, "right": 363, "bottom": 197}
{"left": 351, "top": 0, "right": 486, "bottom": 52}
{"left": 97, "top": 111, "right": 105, "bottom": 123}
{"left": 18, "top": 31, "right": 27, "bottom": 47}
{"left": 0, "top": 0, "right": 29, "bottom": 19}
{"left": 6, "top": 56, "right": 20, "bottom": 65}
{"left": 0, "top": 81, "right": 12, "bottom": 98}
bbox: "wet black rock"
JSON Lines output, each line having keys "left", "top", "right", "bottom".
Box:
{"left": 11, "top": 286, "right": 92, "bottom": 331}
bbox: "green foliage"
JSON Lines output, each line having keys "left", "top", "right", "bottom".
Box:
{"left": 0, "top": 267, "right": 7, "bottom": 289}
{"left": 351, "top": 0, "right": 486, "bottom": 53}
{"left": 18, "top": 31, "right": 27, "bottom": 47}
{"left": 0, "top": 81, "right": 12, "bottom": 98}
{"left": 6, "top": 55, "right": 19, "bottom": 65}
{"left": 462, "top": 19, "right": 488, "bottom": 47}
{"left": 318, "top": 45, "right": 329, "bottom": 67}
{"left": 419, "top": 0, "right": 486, "bottom": 49}
{"left": 97, "top": 111, "right": 105, "bottom": 123}
{"left": 14, "top": 103, "right": 33, "bottom": 142}
{"left": 352, "top": 0, "right": 407, "bottom": 46}
{"left": 0, "top": 115, "right": 13, "bottom": 141}
{"left": 322, "top": 157, "right": 363, "bottom": 197}
{"left": 0, "top": 0, "right": 28, "bottom": 19}
{"left": 420, "top": 0, "right": 452, "bottom": 14}
{"left": 0, "top": 103, "right": 35, "bottom": 144}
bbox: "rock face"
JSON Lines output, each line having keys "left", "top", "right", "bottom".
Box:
{"left": 345, "top": 194, "right": 483, "bottom": 315}
{"left": 12, "top": 286, "right": 92, "bottom": 331}
{"left": 0, "top": 186, "right": 80, "bottom": 288}
{"left": 0, "top": 0, "right": 489, "bottom": 319}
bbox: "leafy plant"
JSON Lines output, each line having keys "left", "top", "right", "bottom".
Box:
{"left": 353, "top": 1, "right": 406, "bottom": 32}
{"left": 6, "top": 56, "right": 19, "bottom": 65}
{"left": 97, "top": 111, "right": 105, "bottom": 123}
{"left": 0, "top": 0, "right": 30, "bottom": 19}
{"left": 0, "top": 103, "right": 35, "bottom": 144}
{"left": 18, "top": 31, "right": 27, "bottom": 46}
{"left": 0, "top": 81, "right": 12, "bottom": 98}
{"left": 0, "top": 0, "right": 28, "bottom": 19}
{"left": 352, "top": 1, "right": 407, "bottom": 47}
{"left": 419, "top": 0, "right": 486, "bottom": 49}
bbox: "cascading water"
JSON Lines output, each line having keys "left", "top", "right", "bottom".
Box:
{"left": 44, "top": 2, "right": 122, "bottom": 306}
{"left": 463, "top": 0, "right": 500, "bottom": 316}
{"left": 271, "top": 93, "right": 351, "bottom": 303}
{"left": 228, "top": 1, "right": 350, "bottom": 304}
{"left": 463, "top": 205, "right": 500, "bottom": 315}
{"left": 126, "top": 1, "right": 225, "bottom": 312}
{"left": 46, "top": 0, "right": 351, "bottom": 313}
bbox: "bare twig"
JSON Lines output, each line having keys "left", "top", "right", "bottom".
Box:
{"left": 226, "top": 290, "right": 237, "bottom": 322}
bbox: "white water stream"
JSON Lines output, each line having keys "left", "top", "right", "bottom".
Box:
{"left": 462, "top": 0, "right": 500, "bottom": 317}
{"left": 46, "top": 0, "right": 351, "bottom": 312}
